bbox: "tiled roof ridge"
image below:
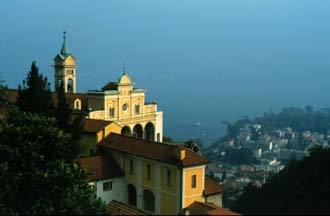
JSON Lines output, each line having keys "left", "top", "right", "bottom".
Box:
{"left": 109, "top": 132, "right": 179, "bottom": 148}
{"left": 205, "top": 176, "right": 221, "bottom": 187}
{"left": 193, "top": 201, "right": 218, "bottom": 209}
{"left": 111, "top": 199, "right": 147, "bottom": 212}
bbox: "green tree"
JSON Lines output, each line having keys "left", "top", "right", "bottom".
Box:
{"left": 232, "top": 146, "right": 330, "bottom": 214}
{"left": 16, "top": 61, "right": 54, "bottom": 116}
{"left": 0, "top": 109, "right": 105, "bottom": 215}
{"left": 0, "top": 78, "right": 7, "bottom": 109}
{"left": 56, "top": 83, "right": 83, "bottom": 158}
{"left": 56, "top": 83, "right": 71, "bottom": 130}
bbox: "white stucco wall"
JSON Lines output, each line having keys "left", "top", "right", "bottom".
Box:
{"left": 155, "top": 111, "right": 163, "bottom": 142}
{"left": 95, "top": 177, "right": 124, "bottom": 204}
{"left": 205, "top": 193, "right": 223, "bottom": 207}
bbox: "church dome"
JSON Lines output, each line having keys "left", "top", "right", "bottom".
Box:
{"left": 118, "top": 73, "right": 132, "bottom": 85}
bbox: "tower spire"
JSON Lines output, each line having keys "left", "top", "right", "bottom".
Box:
{"left": 60, "top": 31, "right": 69, "bottom": 55}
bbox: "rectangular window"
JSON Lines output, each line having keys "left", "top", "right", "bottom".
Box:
{"left": 129, "top": 159, "right": 133, "bottom": 175}
{"left": 135, "top": 104, "right": 140, "bottom": 114}
{"left": 167, "top": 169, "right": 172, "bottom": 186}
{"left": 157, "top": 133, "right": 160, "bottom": 142}
{"left": 191, "top": 175, "right": 197, "bottom": 188}
{"left": 109, "top": 107, "right": 115, "bottom": 117}
{"left": 103, "top": 181, "right": 112, "bottom": 191}
{"left": 147, "top": 164, "right": 151, "bottom": 180}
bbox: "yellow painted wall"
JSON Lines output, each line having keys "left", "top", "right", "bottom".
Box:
{"left": 183, "top": 166, "right": 205, "bottom": 207}
{"left": 160, "top": 193, "right": 177, "bottom": 215}
{"left": 141, "top": 160, "right": 156, "bottom": 188}
{"left": 125, "top": 157, "right": 137, "bottom": 182}
{"left": 161, "top": 166, "right": 177, "bottom": 194}
{"left": 104, "top": 123, "right": 121, "bottom": 139}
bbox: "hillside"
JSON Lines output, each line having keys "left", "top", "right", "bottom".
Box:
{"left": 232, "top": 146, "right": 330, "bottom": 214}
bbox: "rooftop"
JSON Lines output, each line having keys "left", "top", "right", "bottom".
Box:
{"left": 82, "top": 118, "right": 114, "bottom": 134}
{"left": 98, "top": 133, "right": 209, "bottom": 168}
{"left": 185, "top": 201, "right": 239, "bottom": 215}
{"left": 204, "top": 177, "right": 226, "bottom": 196}
{"left": 106, "top": 200, "right": 150, "bottom": 215}
{"left": 76, "top": 155, "right": 123, "bottom": 181}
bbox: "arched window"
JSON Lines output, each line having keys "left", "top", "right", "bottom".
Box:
{"left": 133, "top": 124, "right": 143, "bottom": 139}
{"left": 74, "top": 99, "right": 81, "bottom": 110}
{"left": 145, "top": 122, "right": 155, "bottom": 141}
{"left": 121, "top": 126, "right": 131, "bottom": 136}
{"left": 143, "top": 189, "right": 155, "bottom": 213}
{"left": 67, "top": 79, "right": 73, "bottom": 93}
{"left": 109, "top": 107, "right": 115, "bottom": 117}
{"left": 127, "top": 184, "right": 137, "bottom": 206}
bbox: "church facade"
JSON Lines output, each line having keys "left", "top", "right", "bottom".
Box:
{"left": 53, "top": 32, "right": 163, "bottom": 142}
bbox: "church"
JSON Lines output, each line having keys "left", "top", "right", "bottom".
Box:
{"left": 53, "top": 32, "right": 163, "bottom": 143}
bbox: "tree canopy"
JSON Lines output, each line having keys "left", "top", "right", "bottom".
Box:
{"left": 16, "top": 61, "right": 53, "bottom": 116}
{"left": 232, "top": 146, "right": 330, "bottom": 214}
{"left": 0, "top": 109, "right": 105, "bottom": 215}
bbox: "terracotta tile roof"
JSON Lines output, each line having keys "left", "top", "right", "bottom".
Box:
{"left": 106, "top": 200, "right": 150, "bottom": 215}
{"left": 98, "top": 133, "right": 209, "bottom": 168}
{"left": 185, "top": 201, "right": 239, "bottom": 215}
{"left": 7, "top": 89, "right": 89, "bottom": 111}
{"left": 82, "top": 118, "right": 113, "bottom": 134}
{"left": 76, "top": 155, "right": 123, "bottom": 181}
{"left": 204, "top": 177, "right": 226, "bottom": 196}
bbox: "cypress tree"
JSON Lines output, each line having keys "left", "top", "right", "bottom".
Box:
{"left": 17, "top": 61, "right": 53, "bottom": 116}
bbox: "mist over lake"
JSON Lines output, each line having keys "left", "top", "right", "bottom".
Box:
{"left": 1, "top": 0, "right": 330, "bottom": 144}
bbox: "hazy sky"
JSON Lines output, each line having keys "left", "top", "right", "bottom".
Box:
{"left": 1, "top": 0, "right": 330, "bottom": 144}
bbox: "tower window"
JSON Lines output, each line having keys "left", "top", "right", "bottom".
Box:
{"left": 67, "top": 79, "right": 73, "bottom": 93}
{"left": 191, "top": 175, "right": 197, "bottom": 188}
{"left": 66, "top": 69, "right": 74, "bottom": 75}
{"left": 74, "top": 99, "right": 81, "bottom": 110}
{"left": 147, "top": 164, "right": 151, "bottom": 180}
{"left": 135, "top": 104, "right": 140, "bottom": 114}
{"left": 109, "top": 107, "right": 115, "bottom": 117}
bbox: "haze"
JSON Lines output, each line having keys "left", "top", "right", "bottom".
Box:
{"left": 1, "top": 0, "right": 330, "bottom": 144}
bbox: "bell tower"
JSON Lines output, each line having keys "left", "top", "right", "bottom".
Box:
{"left": 53, "top": 31, "right": 77, "bottom": 93}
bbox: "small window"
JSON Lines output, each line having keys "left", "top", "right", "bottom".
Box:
{"left": 147, "top": 164, "right": 151, "bottom": 180}
{"left": 129, "top": 159, "right": 133, "bottom": 175}
{"left": 109, "top": 107, "right": 115, "bottom": 117}
{"left": 167, "top": 169, "right": 172, "bottom": 186}
{"left": 191, "top": 175, "right": 197, "bottom": 188}
{"left": 135, "top": 104, "right": 140, "bottom": 114}
{"left": 74, "top": 99, "right": 81, "bottom": 110}
{"left": 103, "top": 181, "right": 112, "bottom": 191}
